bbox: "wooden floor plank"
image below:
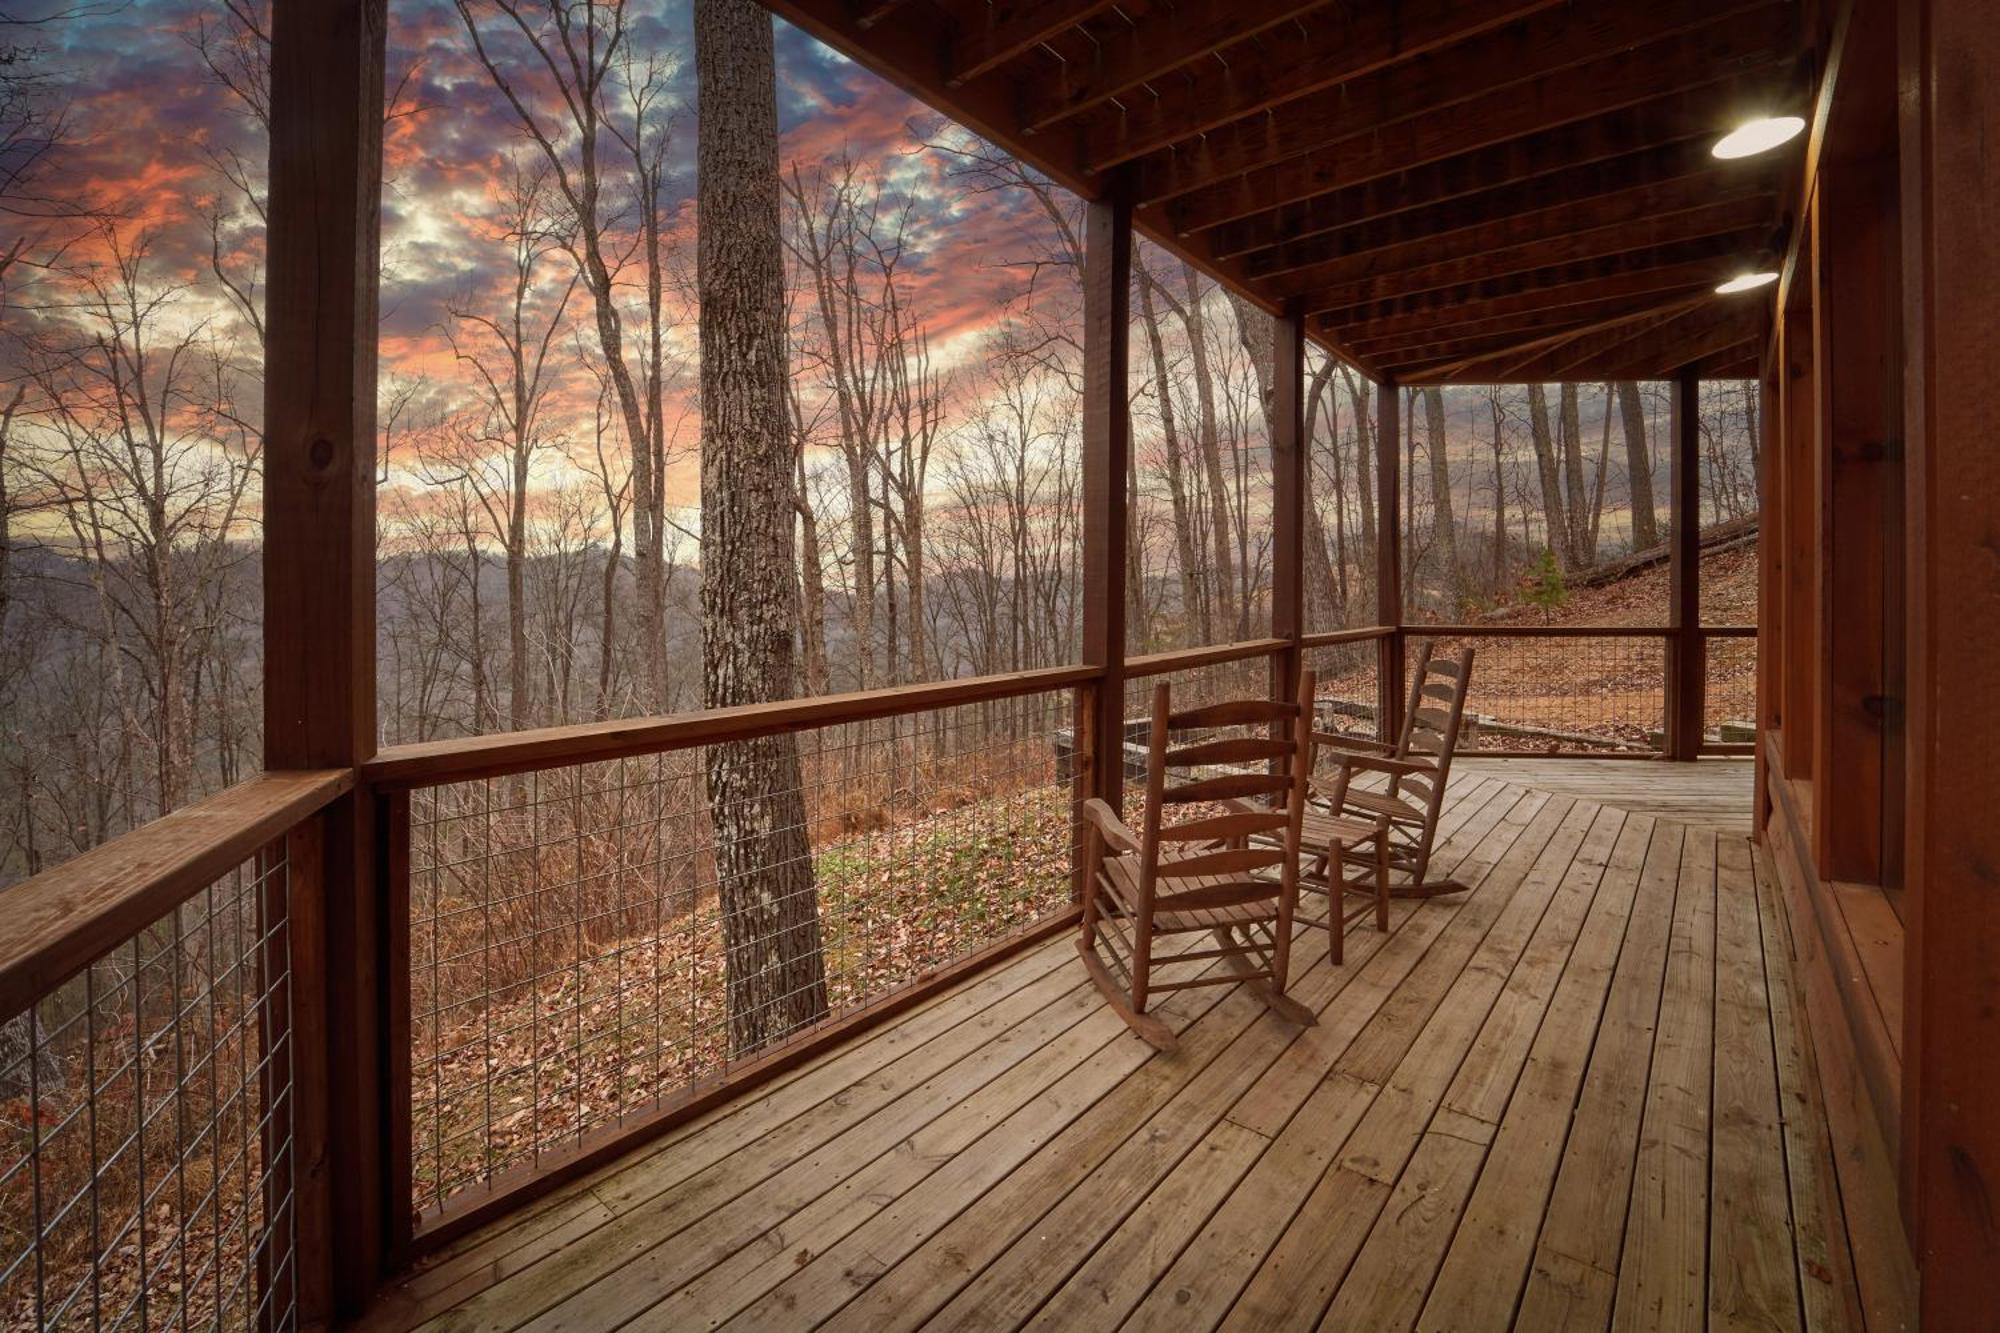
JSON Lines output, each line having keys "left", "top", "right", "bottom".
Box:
{"left": 1221, "top": 794, "right": 1590, "bottom": 1331}
{"left": 1418, "top": 814, "right": 1659, "bottom": 1333}
{"left": 349, "top": 761, "right": 1864, "bottom": 1333}
{"left": 1516, "top": 820, "right": 1691, "bottom": 1331}
{"left": 1750, "top": 848, "right": 1867, "bottom": 1333}
{"left": 1610, "top": 826, "right": 1719, "bottom": 1333}
{"left": 1707, "top": 834, "right": 1805, "bottom": 1333}
{"left": 1313, "top": 803, "right": 1632, "bottom": 1332}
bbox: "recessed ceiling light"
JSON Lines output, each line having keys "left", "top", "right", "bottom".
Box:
{"left": 1713, "top": 115, "right": 1806, "bottom": 159}
{"left": 1716, "top": 271, "right": 1780, "bottom": 294}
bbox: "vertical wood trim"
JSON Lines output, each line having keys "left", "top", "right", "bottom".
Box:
{"left": 1078, "top": 186, "right": 1133, "bottom": 838}
{"left": 1780, "top": 296, "right": 1818, "bottom": 782}
{"left": 1667, "top": 368, "right": 1703, "bottom": 760}
{"left": 1899, "top": 0, "right": 2000, "bottom": 1307}
{"left": 1810, "top": 162, "right": 1894, "bottom": 884}
{"left": 263, "top": 0, "right": 386, "bottom": 1314}
{"left": 1375, "top": 379, "right": 1404, "bottom": 740}
{"left": 1754, "top": 342, "right": 1780, "bottom": 834}
{"left": 1271, "top": 309, "right": 1307, "bottom": 707}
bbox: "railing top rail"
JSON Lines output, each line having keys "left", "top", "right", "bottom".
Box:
{"left": 1124, "top": 637, "right": 1290, "bottom": 679}
{"left": 0, "top": 767, "right": 352, "bottom": 1022}
{"left": 1404, "top": 623, "right": 1681, "bottom": 639}
{"left": 364, "top": 663, "right": 1100, "bottom": 790}
{"left": 1299, "top": 625, "right": 1396, "bottom": 649}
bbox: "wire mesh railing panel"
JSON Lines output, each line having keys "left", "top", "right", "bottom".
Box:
{"left": 404, "top": 688, "right": 1080, "bottom": 1220}
{"left": 1406, "top": 633, "right": 1667, "bottom": 754}
{"left": 1303, "top": 639, "right": 1384, "bottom": 742}
{"left": 0, "top": 847, "right": 297, "bottom": 1333}
{"left": 1705, "top": 633, "right": 1758, "bottom": 746}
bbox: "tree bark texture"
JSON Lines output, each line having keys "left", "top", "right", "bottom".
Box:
{"left": 696, "top": 0, "right": 829, "bottom": 1055}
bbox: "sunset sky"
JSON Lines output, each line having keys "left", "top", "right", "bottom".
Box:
{"left": 13, "top": 0, "right": 1087, "bottom": 517}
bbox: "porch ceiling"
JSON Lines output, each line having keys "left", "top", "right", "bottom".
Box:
{"left": 763, "top": 0, "right": 1810, "bottom": 383}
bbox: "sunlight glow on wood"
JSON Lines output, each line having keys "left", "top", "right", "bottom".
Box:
{"left": 1715, "top": 271, "right": 1780, "bottom": 294}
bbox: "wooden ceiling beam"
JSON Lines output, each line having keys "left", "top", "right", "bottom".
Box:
{"left": 1393, "top": 298, "right": 1708, "bottom": 383}
{"left": 1585, "top": 305, "right": 1767, "bottom": 380}
{"left": 1204, "top": 98, "right": 1753, "bottom": 261}
{"left": 949, "top": 0, "right": 1122, "bottom": 87}
{"left": 1162, "top": 46, "right": 1802, "bottom": 234}
{"left": 1019, "top": 0, "right": 1328, "bottom": 131}
{"left": 1136, "top": 2, "right": 1789, "bottom": 205}
{"left": 1291, "top": 199, "right": 1779, "bottom": 315}
{"left": 1251, "top": 167, "right": 1780, "bottom": 294}
{"left": 1350, "top": 285, "right": 1717, "bottom": 363}
{"left": 1074, "top": 0, "right": 1559, "bottom": 168}
{"left": 1313, "top": 240, "right": 1756, "bottom": 334}
{"left": 1236, "top": 140, "right": 1767, "bottom": 277}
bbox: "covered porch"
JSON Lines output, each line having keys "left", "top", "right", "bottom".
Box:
{"left": 0, "top": 0, "right": 1992, "bottom": 1326}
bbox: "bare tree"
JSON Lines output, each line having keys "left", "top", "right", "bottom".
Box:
{"left": 696, "top": 0, "right": 827, "bottom": 1054}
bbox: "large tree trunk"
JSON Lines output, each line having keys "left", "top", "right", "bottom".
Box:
{"left": 1303, "top": 356, "right": 1342, "bottom": 624}
{"left": 1559, "top": 382, "right": 1591, "bottom": 564}
{"left": 1421, "top": 388, "right": 1463, "bottom": 606}
{"left": 1526, "top": 384, "right": 1572, "bottom": 569}
{"left": 1177, "top": 264, "right": 1240, "bottom": 638}
{"left": 1617, "top": 380, "right": 1659, "bottom": 549}
{"left": 696, "top": 0, "right": 829, "bottom": 1055}
{"left": 1137, "top": 264, "right": 1206, "bottom": 641}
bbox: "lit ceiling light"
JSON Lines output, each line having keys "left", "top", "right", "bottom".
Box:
{"left": 1715, "top": 271, "right": 1779, "bottom": 294}
{"left": 1712, "top": 114, "right": 1806, "bottom": 159}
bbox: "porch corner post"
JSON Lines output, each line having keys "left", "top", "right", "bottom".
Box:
{"left": 1667, "top": 367, "right": 1704, "bottom": 760}
{"left": 1375, "top": 378, "right": 1405, "bottom": 740}
{"left": 1271, "top": 308, "right": 1307, "bottom": 706}
{"left": 1076, "top": 181, "right": 1132, "bottom": 891}
{"left": 263, "top": 0, "right": 388, "bottom": 1316}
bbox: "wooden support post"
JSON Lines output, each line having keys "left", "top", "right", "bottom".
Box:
{"left": 1077, "top": 185, "right": 1132, "bottom": 859}
{"left": 1375, "top": 379, "right": 1404, "bottom": 740}
{"left": 1810, "top": 158, "right": 1896, "bottom": 883}
{"left": 263, "top": 0, "right": 386, "bottom": 1315}
{"left": 1898, "top": 0, "right": 2000, "bottom": 1310}
{"left": 1271, "top": 308, "right": 1307, "bottom": 707}
{"left": 1666, "top": 368, "right": 1704, "bottom": 759}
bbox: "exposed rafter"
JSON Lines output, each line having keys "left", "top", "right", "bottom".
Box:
{"left": 1074, "top": 0, "right": 1559, "bottom": 169}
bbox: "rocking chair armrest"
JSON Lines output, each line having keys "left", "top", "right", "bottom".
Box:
{"left": 1080, "top": 798, "right": 1142, "bottom": 855}
{"left": 1326, "top": 751, "right": 1439, "bottom": 779}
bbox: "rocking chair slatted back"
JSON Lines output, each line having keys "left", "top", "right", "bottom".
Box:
{"left": 1076, "top": 669, "right": 1321, "bottom": 1053}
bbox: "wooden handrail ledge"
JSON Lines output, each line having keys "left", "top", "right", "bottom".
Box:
{"left": 0, "top": 768, "right": 353, "bottom": 1022}
{"left": 364, "top": 664, "right": 1101, "bottom": 789}
{"left": 1300, "top": 625, "right": 1395, "bottom": 649}
{"left": 1125, "top": 637, "right": 1290, "bottom": 679}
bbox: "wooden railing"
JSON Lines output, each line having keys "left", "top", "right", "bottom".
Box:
{"left": 0, "top": 617, "right": 1764, "bottom": 1321}
{"left": 0, "top": 769, "right": 352, "bottom": 1330}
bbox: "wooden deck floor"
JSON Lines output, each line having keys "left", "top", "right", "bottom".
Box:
{"left": 371, "top": 760, "right": 1863, "bottom": 1333}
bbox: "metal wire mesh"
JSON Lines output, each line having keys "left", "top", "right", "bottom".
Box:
{"left": 1705, "top": 633, "right": 1758, "bottom": 745}
{"left": 1302, "top": 639, "right": 1384, "bottom": 742}
{"left": 404, "top": 688, "right": 1080, "bottom": 1218}
{"left": 0, "top": 847, "right": 297, "bottom": 1332}
{"left": 1405, "top": 633, "right": 1667, "bottom": 754}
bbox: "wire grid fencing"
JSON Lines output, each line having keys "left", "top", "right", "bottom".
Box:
{"left": 1704, "top": 633, "right": 1758, "bottom": 744}
{"left": 403, "top": 687, "right": 1080, "bottom": 1219}
{"left": 1405, "top": 633, "right": 1668, "bottom": 754}
{"left": 1302, "top": 639, "right": 1385, "bottom": 743}
{"left": 0, "top": 846, "right": 297, "bottom": 1333}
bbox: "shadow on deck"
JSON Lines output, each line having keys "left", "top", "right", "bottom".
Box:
{"left": 364, "top": 759, "right": 1861, "bottom": 1333}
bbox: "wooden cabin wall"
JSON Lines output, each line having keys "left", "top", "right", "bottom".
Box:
{"left": 1760, "top": 0, "right": 2000, "bottom": 1321}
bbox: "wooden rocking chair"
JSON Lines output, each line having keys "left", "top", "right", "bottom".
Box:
{"left": 1295, "top": 643, "right": 1477, "bottom": 954}
{"left": 1076, "top": 670, "right": 1320, "bottom": 1053}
